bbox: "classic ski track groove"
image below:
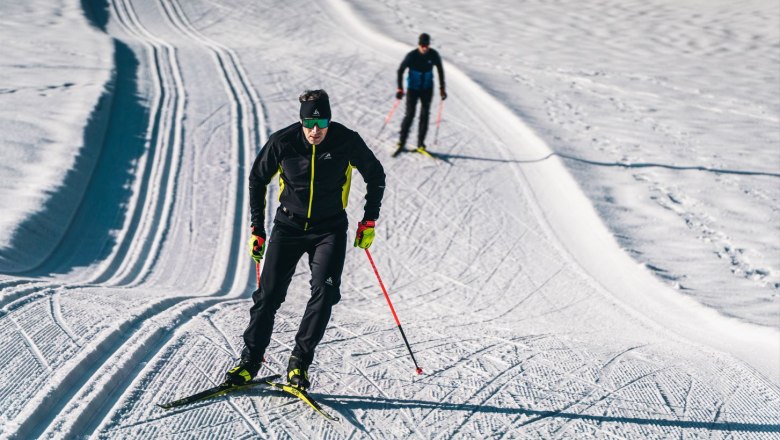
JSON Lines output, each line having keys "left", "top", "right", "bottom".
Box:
{"left": 48, "top": 293, "right": 80, "bottom": 346}
{"left": 106, "top": 0, "right": 184, "bottom": 287}
{"left": 4, "top": 0, "right": 267, "bottom": 436}
{"left": 0, "top": 279, "right": 48, "bottom": 309}
{"left": 62, "top": 0, "right": 270, "bottom": 436}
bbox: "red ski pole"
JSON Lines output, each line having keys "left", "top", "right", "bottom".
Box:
{"left": 433, "top": 100, "right": 444, "bottom": 146}
{"left": 376, "top": 99, "right": 402, "bottom": 137}
{"left": 255, "top": 261, "right": 261, "bottom": 289}
{"left": 365, "top": 248, "right": 423, "bottom": 374}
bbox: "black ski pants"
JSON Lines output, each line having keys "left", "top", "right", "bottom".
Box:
{"left": 243, "top": 211, "right": 348, "bottom": 365}
{"left": 399, "top": 88, "right": 434, "bottom": 147}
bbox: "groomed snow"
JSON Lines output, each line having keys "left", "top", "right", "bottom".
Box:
{"left": 0, "top": 0, "right": 778, "bottom": 438}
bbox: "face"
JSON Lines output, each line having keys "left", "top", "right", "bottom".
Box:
{"left": 418, "top": 44, "right": 429, "bottom": 54}
{"left": 302, "top": 123, "right": 328, "bottom": 145}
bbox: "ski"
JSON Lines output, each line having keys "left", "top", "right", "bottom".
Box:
{"left": 265, "top": 380, "right": 340, "bottom": 421}
{"left": 415, "top": 147, "right": 436, "bottom": 159}
{"left": 157, "top": 374, "right": 281, "bottom": 409}
{"left": 391, "top": 144, "right": 406, "bottom": 157}
{"left": 417, "top": 147, "right": 451, "bottom": 164}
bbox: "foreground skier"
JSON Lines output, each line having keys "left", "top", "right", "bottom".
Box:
{"left": 225, "top": 89, "right": 386, "bottom": 390}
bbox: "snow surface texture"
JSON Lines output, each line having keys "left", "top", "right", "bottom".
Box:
{"left": 0, "top": 0, "right": 779, "bottom": 439}
{"left": 352, "top": 0, "right": 780, "bottom": 328}
{"left": 0, "top": 1, "right": 114, "bottom": 272}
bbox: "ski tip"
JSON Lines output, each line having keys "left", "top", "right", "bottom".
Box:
{"left": 415, "top": 367, "right": 423, "bottom": 375}
{"left": 157, "top": 403, "right": 172, "bottom": 410}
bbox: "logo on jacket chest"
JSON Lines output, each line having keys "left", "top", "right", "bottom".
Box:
{"left": 320, "top": 152, "right": 333, "bottom": 160}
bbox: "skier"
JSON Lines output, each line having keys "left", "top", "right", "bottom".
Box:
{"left": 395, "top": 32, "right": 447, "bottom": 153}
{"left": 225, "top": 89, "right": 386, "bottom": 390}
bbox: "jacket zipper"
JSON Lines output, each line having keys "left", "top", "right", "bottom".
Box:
{"left": 305, "top": 144, "right": 316, "bottom": 230}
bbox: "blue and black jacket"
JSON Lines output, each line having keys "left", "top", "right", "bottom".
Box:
{"left": 249, "top": 122, "right": 385, "bottom": 231}
{"left": 397, "top": 48, "right": 445, "bottom": 91}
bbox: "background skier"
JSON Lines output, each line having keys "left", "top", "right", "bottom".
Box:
{"left": 395, "top": 32, "right": 447, "bottom": 153}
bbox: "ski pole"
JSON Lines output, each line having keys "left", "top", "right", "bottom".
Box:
{"left": 376, "top": 99, "right": 402, "bottom": 137}
{"left": 364, "top": 248, "right": 423, "bottom": 375}
{"left": 433, "top": 100, "right": 444, "bottom": 146}
{"left": 255, "top": 261, "right": 261, "bottom": 289}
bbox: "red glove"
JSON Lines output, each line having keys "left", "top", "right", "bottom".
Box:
{"left": 248, "top": 227, "right": 266, "bottom": 262}
{"left": 354, "top": 220, "right": 376, "bottom": 249}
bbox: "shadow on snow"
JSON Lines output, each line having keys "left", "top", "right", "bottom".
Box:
{"left": 427, "top": 149, "right": 780, "bottom": 178}
{"left": 0, "top": 39, "right": 147, "bottom": 276}
{"left": 323, "top": 394, "right": 780, "bottom": 433}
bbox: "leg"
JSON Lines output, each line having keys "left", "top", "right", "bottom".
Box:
{"left": 399, "top": 90, "right": 421, "bottom": 147}
{"left": 242, "top": 224, "right": 306, "bottom": 360}
{"left": 292, "top": 227, "right": 348, "bottom": 365}
{"left": 417, "top": 88, "right": 434, "bottom": 146}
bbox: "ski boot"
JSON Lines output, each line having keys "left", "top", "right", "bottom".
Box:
{"left": 416, "top": 143, "right": 427, "bottom": 153}
{"left": 224, "top": 348, "right": 262, "bottom": 385}
{"left": 287, "top": 355, "right": 311, "bottom": 390}
{"left": 392, "top": 142, "right": 405, "bottom": 157}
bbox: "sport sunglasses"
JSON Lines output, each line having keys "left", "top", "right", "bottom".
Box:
{"left": 301, "top": 118, "right": 330, "bottom": 129}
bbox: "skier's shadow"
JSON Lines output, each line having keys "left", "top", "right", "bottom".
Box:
{"left": 318, "top": 394, "right": 780, "bottom": 433}
{"left": 423, "top": 150, "right": 780, "bottom": 178}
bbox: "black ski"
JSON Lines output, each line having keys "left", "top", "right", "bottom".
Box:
{"left": 265, "top": 380, "right": 340, "bottom": 421}
{"left": 157, "top": 374, "right": 281, "bottom": 409}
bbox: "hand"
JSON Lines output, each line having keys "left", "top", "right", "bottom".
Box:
{"left": 395, "top": 89, "right": 404, "bottom": 100}
{"left": 248, "top": 227, "right": 266, "bottom": 263}
{"left": 440, "top": 87, "right": 447, "bottom": 100}
{"left": 354, "top": 220, "right": 376, "bottom": 249}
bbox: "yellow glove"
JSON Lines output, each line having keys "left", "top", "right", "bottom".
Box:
{"left": 248, "top": 227, "right": 266, "bottom": 263}
{"left": 353, "top": 220, "right": 376, "bottom": 249}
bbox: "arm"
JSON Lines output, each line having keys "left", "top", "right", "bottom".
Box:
{"left": 248, "top": 137, "right": 281, "bottom": 231}
{"left": 435, "top": 51, "right": 445, "bottom": 89}
{"left": 350, "top": 133, "right": 386, "bottom": 221}
{"left": 397, "top": 52, "right": 412, "bottom": 91}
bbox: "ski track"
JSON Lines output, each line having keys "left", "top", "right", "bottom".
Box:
{"left": 1, "top": 0, "right": 269, "bottom": 436}
{"left": 73, "top": 0, "right": 271, "bottom": 435}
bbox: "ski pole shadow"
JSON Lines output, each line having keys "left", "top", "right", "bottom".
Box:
{"left": 318, "top": 394, "right": 780, "bottom": 433}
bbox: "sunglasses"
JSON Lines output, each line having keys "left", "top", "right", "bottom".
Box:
{"left": 302, "top": 118, "right": 330, "bottom": 129}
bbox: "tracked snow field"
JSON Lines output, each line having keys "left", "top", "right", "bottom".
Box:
{"left": 0, "top": 0, "right": 778, "bottom": 438}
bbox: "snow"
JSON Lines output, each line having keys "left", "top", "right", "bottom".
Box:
{"left": 1, "top": 0, "right": 779, "bottom": 438}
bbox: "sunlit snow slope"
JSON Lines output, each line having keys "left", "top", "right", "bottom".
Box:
{"left": 0, "top": 0, "right": 778, "bottom": 439}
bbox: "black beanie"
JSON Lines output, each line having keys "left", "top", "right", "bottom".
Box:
{"left": 300, "top": 97, "right": 331, "bottom": 120}
{"left": 418, "top": 33, "right": 431, "bottom": 46}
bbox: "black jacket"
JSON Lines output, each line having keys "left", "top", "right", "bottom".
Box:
{"left": 397, "top": 48, "right": 445, "bottom": 91}
{"left": 249, "top": 122, "right": 385, "bottom": 231}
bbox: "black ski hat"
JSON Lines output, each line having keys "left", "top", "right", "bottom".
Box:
{"left": 418, "top": 33, "right": 431, "bottom": 46}
{"left": 300, "top": 96, "right": 331, "bottom": 120}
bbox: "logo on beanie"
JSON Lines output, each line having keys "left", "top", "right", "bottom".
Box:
{"left": 313, "top": 109, "right": 320, "bottom": 116}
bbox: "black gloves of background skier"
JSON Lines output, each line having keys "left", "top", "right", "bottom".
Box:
{"left": 248, "top": 226, "right": 266, "bottom": 263}
{"left": 396, "top": 88, "right": 404, "bottom": 100}
{"left": 440, "top": 87, "right": 447, "bottom": 100}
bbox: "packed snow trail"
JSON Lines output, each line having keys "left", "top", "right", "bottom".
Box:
{"left": 0, "top": 0, "right": 779, "bottom": 439}
{"left": 349, "top": 0, "right": 780, "bottom": 329}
